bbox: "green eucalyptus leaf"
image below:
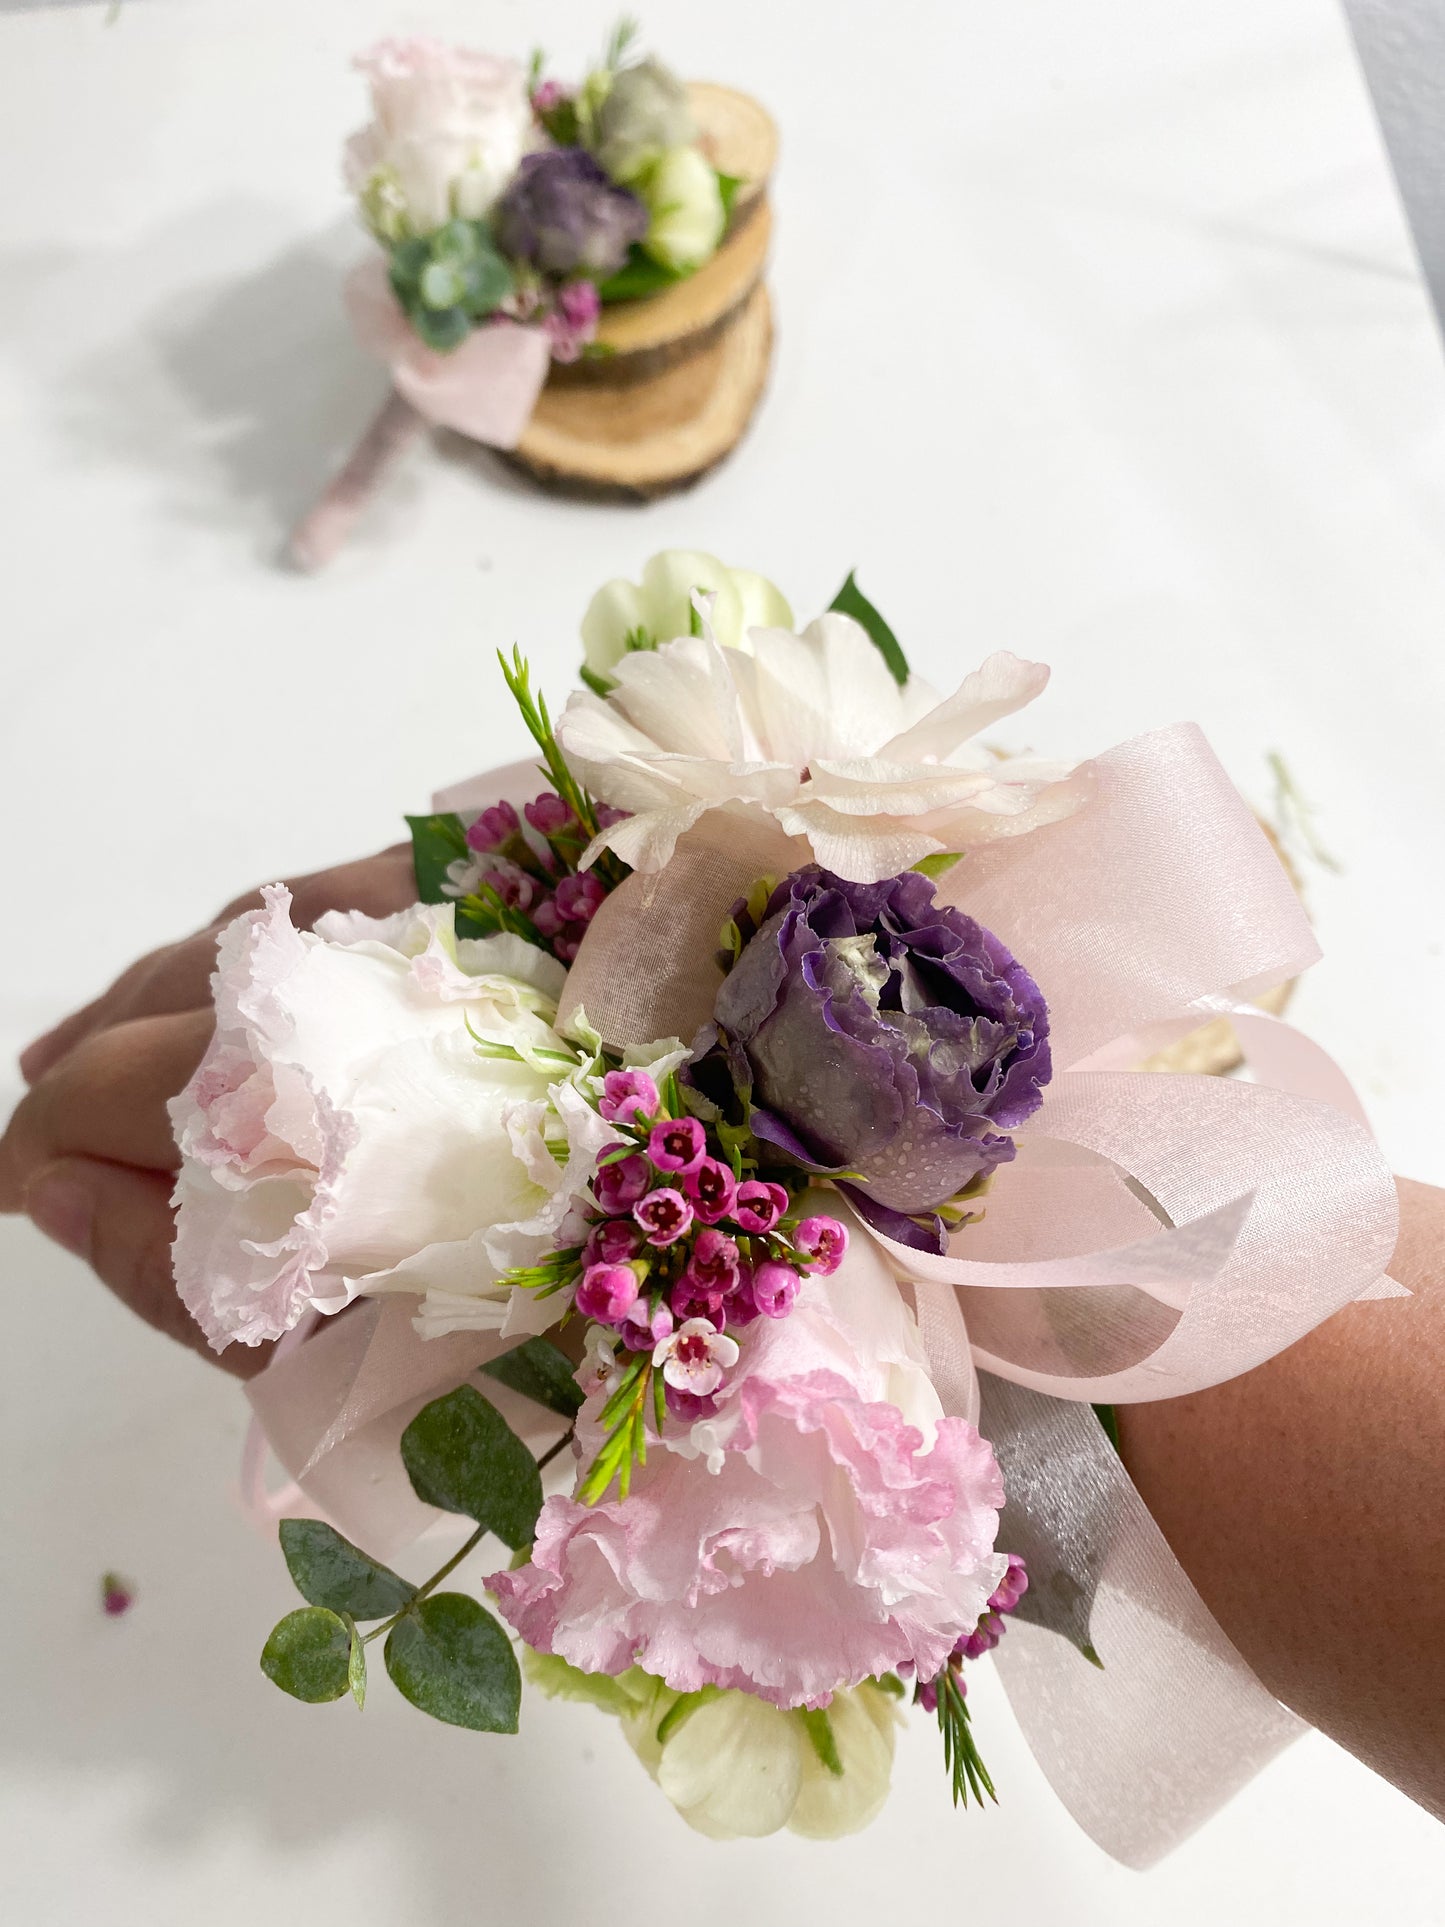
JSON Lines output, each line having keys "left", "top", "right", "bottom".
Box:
{"left": 384, "top": 1592, "right": 521, "bottom": 1732}
{"left": 407, "top": 301, "right": 472, "bottom": 352}
{"left": 798, "top": 1705, "right": 845, "bottom": 1777}
{"left": 346, "top": 1614, "right": 367, "bottom": 1709}
{"left": 400, "top": 1385, "right": 543, "bottom": 1549}
{"left": 828, "top": 570, "right": 910, "bottom": 685}
{"left": 278, "top": 1518, "right": 416, "bottom": 1621}
{"left": 480, "top": 1337, "right": 585, "bottom": 1419}
{"left": 406, "top": 811, "right": 470, "bottom": 904}
{"left": 260, "top": 1607, "right": 352, "bottom": 1704}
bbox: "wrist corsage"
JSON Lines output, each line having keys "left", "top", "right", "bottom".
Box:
{"left": 174, "top": 551, "right": 1399, "bottom": 1863}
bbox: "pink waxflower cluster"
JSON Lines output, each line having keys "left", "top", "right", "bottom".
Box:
{"left": 914, "top": 1556, "right": 1029, "bottom": 1712}
{"left": 444, "top": 790, "right": 625, "bottom": 961}
{"left": 574, "top": 1067, "right": 848, "bottom": 1421}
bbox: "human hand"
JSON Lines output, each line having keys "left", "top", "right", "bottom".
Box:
{"left": 1, "top": 846, "right": 416, "bottom": 1375}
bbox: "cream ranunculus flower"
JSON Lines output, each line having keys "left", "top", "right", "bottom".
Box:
{"left": 523, "top": 1652, "right": 899, "bottom": 1840}
{"left": 557, "top": 614, "right": 1084, "bottom": 880}
{"left": 168, "top": 890, "right": 573, "bottom": 1351}
{"left": 640, "top": 144, "right": 727, "bottom": 272}
{"left": 345, "top": 37, "right": 534, "bottom": 239}
{"left": 580, "top": 548, "right": 793, "bottom": 687}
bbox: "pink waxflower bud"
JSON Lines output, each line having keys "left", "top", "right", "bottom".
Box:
{"left": 916, "top": 1678, "right": 940, "bottom": 1715}
{"left": 555, "top": 872, "right": 606, "bottom": 924}
{"left": 664, "top": 1383, "right": 719, "bottom": 1423}
{"left": 531, "top": 894, "right": 564, "bottom": 937}
{"left": 585, "top": 1217, "right": 644, "bottom": 1266}
{"left": 524, "top": 790, "right": 575, "bottom": 835}
{"left": 480, "top": 860, "right": 536, "bottom": 911}
{"left": 594, "top": 1149, "right": 651, "bottom": 1213}
{"left": 988, "top": 1555, "right": 1029, "bottom": 1615}
{"left": 575, "top": 1262, "right": 640, "bottom": 1325}
{"left": 955, "top": 1610, "right": 1006, "bottom": 1662}
{"left": 684, "top": 1156, "right": 737, "bottom": 1224}
{"left": 594, "top": 802, "right": 630, "bottom": 830}
{"left": 750, "top": 1259, "right": 801, "bottom": 1319}
{"left": 734, "top": 1180, "right": 789, "bottom": 1235}
{"left": 466, "top": 801, "right": 520, "bottom": 852}
{"left": 554, "top": 934, "right": 584, "bottom": 962}
{"left": 633, "top": 1186, "right": 694, "bottom": 1247}
{"left": 531, "top": 78, "right": 569, "bottom": 115}
{"left": 793, "top": 1214, "right": 848, "bottom": 1275}
{"left": 686, "top": 1227, "right": 741, "bottom": 1296}
{"left": 648, "top": 1116, "right": 707, "bottom": 1175}
{"left": 599, "top": 1069, "right": 659, "bottom": 1126}
{"left": 101, "top": 1572, "right": 134, "bottom": 1618}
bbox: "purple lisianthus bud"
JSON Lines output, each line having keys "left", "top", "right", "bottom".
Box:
{"left": 466, "top": 800, "right": 520, "bottom": 852}
{"left": 576, "top": 1262, "right": 639, "bottom": 1325}
{"left": 585, "top": 1216, "right": 644, "bottom": 1266}
{"left": 750, "top": 1259, "right": 801, "bottom": 1319}
{"left": 554, "top": 871, "right": 606, "bottom": 924}
{"left": 634, "top": 1186, "right": 694, "bottom": 1247}
{"left": 683, "top": 1156, "right": 737, "bottom": 1224}
{"left": 711, "top": 865, "right": 1051, "bottom": 1235}
{"left": 594, "top": 1149, "right": 651, "bottom": 1213}
{"left": 494, "top": 148, "right": 648, "bottom": 279}
{"left": 733, "top": 1179, "right": 788, "bottom": 1235}
{"left": 793, "top": 1214, "right": 848, "bottom": 1275}
{"left": 648, "top": 1116, "right": 707, "bottom": 1175}
{"left": 599, "top": 1069, "right": 658, "bottom": 1126}
{"left": 525, "top": 790, "right": 575, "bottom": 835}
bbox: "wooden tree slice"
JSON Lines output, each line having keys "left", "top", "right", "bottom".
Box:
{"left": 687, "top": 81, "right": 779, "bottom": 216}
{"left": 506, "top": 283, "right": 773, "bottom": 500}
{"left": 557, "top": 200, "right": 773, "bottom": 384}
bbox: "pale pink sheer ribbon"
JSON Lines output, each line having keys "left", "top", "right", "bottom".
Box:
{"left": 242, "top": 724, "right": 1401, "bottom": 1863}
{"left": 287, "top": 263, "right": 551, "bottom": 570}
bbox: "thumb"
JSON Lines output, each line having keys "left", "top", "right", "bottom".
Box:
{"left": 25, "top": 1156, "right": 271, "bottom": 1378}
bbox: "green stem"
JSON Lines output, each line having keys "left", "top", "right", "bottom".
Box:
{"left": 363, "top": 1523, "right": 486, "bottom": 1644}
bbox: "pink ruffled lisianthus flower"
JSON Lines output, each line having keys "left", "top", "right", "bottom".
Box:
{"left": 489, "top": 1203, "right": 1006, "bottom": 1707}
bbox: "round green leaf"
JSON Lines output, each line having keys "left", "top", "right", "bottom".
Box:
{"left": 260, "top": 1607, "right": 352, "bottom": 1703}
{"left": 384, "top": 1593, "right": 520, "bottom": 1733}
{"left": 278, "top": 1518, "right": 416, "bottom": 1620}
{"left": 400, "top": 1385, "right": 543, "bottom": 1550}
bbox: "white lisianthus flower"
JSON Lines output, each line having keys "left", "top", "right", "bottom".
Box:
{"left": 556, "top": 616, "right": 1085, "bottom": 880}
{"left": 522, "top": 1652, "right": 899, "bottom": 1840}
{"left": 168, "top": 891, "right": 575, "bottom": 1350}
{"left": 345, "top": 37, "right": 534, "bottom": 239}
{"left": 581, "top": 548, "right": 793, "bottom": 688}
{"left": 640, "top": 144, "right": 726, "bottom": 272}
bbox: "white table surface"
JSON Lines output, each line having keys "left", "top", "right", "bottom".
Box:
{"left": 2, "top": 1, "right": 1443, "bottom": 1921}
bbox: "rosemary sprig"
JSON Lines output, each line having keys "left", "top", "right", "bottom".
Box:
{"left": 937, "top": 1667, "right": 996, "bottom": 1809}
{"left": 496, "top": 647, "right": 628, "bottom": 887}
{"left": 577, "top": 1355, "right": 656, "bottom": 1504}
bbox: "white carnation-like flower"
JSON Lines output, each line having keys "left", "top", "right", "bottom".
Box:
{"left": 556, "top": 613, "right": 1082, "bottom": 880}
{"left": 345, "top": 37, "right": 534, "bottom": 238}
{"left": 168, "top": 893, "right": 572, "bottom": 1350}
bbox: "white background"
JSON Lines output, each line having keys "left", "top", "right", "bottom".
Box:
{"left": 2, "top": 0, "right": 1443, "bottom": 1921}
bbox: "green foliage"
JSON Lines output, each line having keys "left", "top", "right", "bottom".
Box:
{"left": 388, "top": 219, "right": 514, "bottom": 353}
{"left": 655, "top": 1684, "right": 721, "bottom": 1743}
{"left": 911, "top": 851, "right": 964, "bottom": 881}
{"left": 400, "top": 1385, "right": 544, "bottom": 1550}
{"left": 346, "top": 1615, "right": 367, "bottom": 1709}
{"left": 260, "top": 1607, "right": 354, "bottom": 1704}
{"left": 828, "top": 570, "right": 910, "bottom": 685}
{"left": 1092, "top": 1402, "right": 1120, "bottom": 1452}
{"left": 278, "top": 1518, "right": 417, "bottom": 1621}
{"left": 596, "top": 244, "right": 686, "bottom": 304}
{"left": 716, "top": 171, "right": 743, "bottom": 222}
{"left": 798, "top": 1705, "right": 844, "bottom": 1776}
{"left": 407, "top": 812, "right": 469, "bottom": 903}
{"left": 481, "top": 1337, "right": 585, "bottom": 1419}
{"left": 936, "top": 1667, "right": 996, "bottom": 1808}
{"left": 384, "top": 1593, "right": 521, "bottom": 1733}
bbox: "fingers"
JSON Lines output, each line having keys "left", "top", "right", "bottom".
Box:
{"left": 18, "top": 842, "right": 415, "bottom": 1085}
{"left": 0, "top": 1009, "right": 214, "bottom": 1212}
{"left": 25, "top": 1155, "right": 269, "bottom": 1378}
